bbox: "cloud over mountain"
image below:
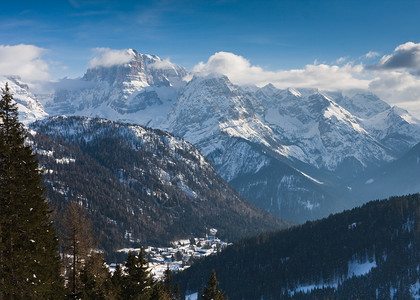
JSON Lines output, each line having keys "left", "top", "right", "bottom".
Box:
{"left": 193, "top": 51, "right": 369, "bottom": 90}
{"left": 0, "top": 44, "right": 49, "bottom": 82}
{"left": 89, "top": 48, "right": 135, "bottom": 68}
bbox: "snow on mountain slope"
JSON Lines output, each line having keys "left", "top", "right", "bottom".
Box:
{"left": 329, "top": 92, "right": 391, "bottom": 119}
{"left": 256, "top": 84, "right": 399, "bottom": 171}
{"left": 361, "top": 106, "right": 420, "bottom": 156}
{"left": 164, "top": 75, "right": 350, "bottom": 221}
{"left": 161, "top": 74, "right": 420, "bottom": 221}
{"left": 164, "top": 75, "right": 294, "bottom": 181}
{"left": 166, "top": 76, "right": 274, "bottom": 149}
{"left": 0, "top": 76, "right": 47, "bottom": 124}
{"left": 44, "top": 49, "right": 188, "bottom": 128}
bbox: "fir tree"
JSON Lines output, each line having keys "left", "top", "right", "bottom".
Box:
{"left": 79, "top": 252, "right": 113, "bottom": 299}
{"left": 121, "top": 249, "right": 154, "bottom": 299}
{"left": 173, "top": 284, "right": 181, "bottom": 300}
{"left": 111, "top": 264, "right": 124, "bottom": 298}
{"left": 163, "top": 265, "right": 173, "bottom": 295}
{"left": 0, "top": 83, "right": 63, "bottom": 298}
{"left": 149, "top": 281, "right": 173, "bottom": 300}
{"left": 201, "top": 270, "right": 227, "bottom": 300}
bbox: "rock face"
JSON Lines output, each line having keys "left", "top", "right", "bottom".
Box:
{"left": 13, "top": 49, "right": 420, "bottom": 222}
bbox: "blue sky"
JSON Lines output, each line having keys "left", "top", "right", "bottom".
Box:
{"left": 2, "top": 0, "right": 420, "bottom": 115}
{"left": 2, "top": 0, "right": 420, "bottom": 74}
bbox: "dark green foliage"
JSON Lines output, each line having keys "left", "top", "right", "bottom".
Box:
{"left": 106, "top": 249, "right": 178, "bottom": 300}
{"left": 111, "top": 264, "right": 124, "bottom": 298}
{"left": 0, "top": 83, "right": 64, "bottom": 298}
{"left": 163, "top": 265, "right": 173, "bottom": 295}
{"left": 79, "top": 252, "right": 114, "bottom": 299}
{"left": 149, "top": 281, "right": 174, "bottom": 300}
{"left": 201, "top": 270, "right": 227, "bottom": 300}
{"left": 121, "top": 250, "right": 154, "bottom": 299}
{"left": 175, "top": 194, "right": 420, "bottom": 299}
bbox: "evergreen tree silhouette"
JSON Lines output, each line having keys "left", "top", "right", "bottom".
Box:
{"left": 0, "top": 83, "right": 63, "bottom": 298}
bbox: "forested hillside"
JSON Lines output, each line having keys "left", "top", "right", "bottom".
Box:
{"left": 30, "top": 116, "right": 287, "bottom": 257}
{"left": 175, "top": 194, "right": 420, "bottom": 299}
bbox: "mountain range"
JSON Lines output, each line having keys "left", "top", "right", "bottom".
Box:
{"left": 4, "top": 48, "right": 420, "bottom": 223}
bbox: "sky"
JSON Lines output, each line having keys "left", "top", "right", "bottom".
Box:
{"left": 2, "top": 0, "right": 420, "bottom": 116}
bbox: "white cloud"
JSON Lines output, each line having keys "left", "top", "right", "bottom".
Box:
{"left": 193, "top": 51, "right": 369, "bottom": 91}
{"left": 336, "top": 57, "right": 347, "bottom": 64}
{"left": 365, "top": 51, "right": 379, "bottom": 58}
{"left": 89, "top": 48, "right": 135, "bottom": 68}
{"left": 149, "top": 58, "right": 174, "bottom": 70}
{"left": 368, "top": 70, "right": 420, "bottom": 111}
{"left": 0, "top": 44, "right": 50, "bottom": 82}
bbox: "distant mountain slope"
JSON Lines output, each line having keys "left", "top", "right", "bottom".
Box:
{"left": 351, "top": 142, "right": 420, "bottom": 204}
{"left": 165, "top": 75, "right": 420, "bottom": 221}
{"left": 175, "top": 194, "right": 420, "bottom": 299}
{"left": 30, "top": 116, "right": 287, "bottom": 254}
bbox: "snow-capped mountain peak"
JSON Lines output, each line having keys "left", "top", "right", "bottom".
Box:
{"left": 44, "top": 50, "right": 189, "bottom": 127}
{"left": 0, "top": 76, "right": 47, "bottom": 124}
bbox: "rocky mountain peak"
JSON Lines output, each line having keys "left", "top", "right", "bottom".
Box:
{"left": 83, "top": 50, "right": 187, "bottom": 88}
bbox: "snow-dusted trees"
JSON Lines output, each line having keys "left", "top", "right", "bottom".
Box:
{"left": 0, "top": 83, "right": 63, "bottom": 298}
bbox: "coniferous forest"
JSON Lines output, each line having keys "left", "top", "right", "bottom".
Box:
{"left": 174, "top": 193, "right": 420, "bottom": 299}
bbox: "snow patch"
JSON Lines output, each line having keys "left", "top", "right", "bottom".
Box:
{"left": 55, "top": 157, "right": 76, "bottom": 164}
{"left": 347, "top": 259, "right": 376, "bottom": 277}
{"left": 296, "top": 170, "right": 324, "bottom": 185}
{"left": 410, "top": 281, "right": 420, "bottom": 299}
{"left": 365, "top": 178, "right": 374, "bottom": 184}
{"left": 294, "top": 282, "right": 338, "bottom": 294}
{"left": 186, "top": 292, "right": 198, "bottom": 300}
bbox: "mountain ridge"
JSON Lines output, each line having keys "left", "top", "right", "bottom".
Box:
{"left": 30, "top": 116, "right": 287, "bottom": 254}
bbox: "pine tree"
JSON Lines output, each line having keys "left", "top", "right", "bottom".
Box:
{"left": 121, "top": 249, "right": 154, "bottom": 299}
{"left": 173, "top": 284, "right": 181, "bottom": 300}
{"left": 201, "top": 270, "right": 227, "bottom": 300}
{"left": 111, "top": 264, "right": 124, "bottom": 298}
{"left": 79, "top": 252, "right": 113, "bottom": 299}
{"left": 149, "top": 281, "right": 173, "bottom": 300}
{"left": 0, "top": 83, "right": 63, "bottom": 298}
{"left": 163, "top": 265, "right": 173, "bottom": 295}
